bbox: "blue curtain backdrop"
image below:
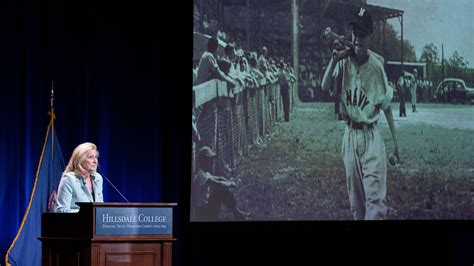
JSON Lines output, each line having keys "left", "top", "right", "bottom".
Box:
{"left": 0, "top": 0, "right": 187, "bottom": 265}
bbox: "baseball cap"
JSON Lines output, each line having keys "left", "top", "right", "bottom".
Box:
{"left": 348, "top": 7, "right": 373, "bottom": 35}
{"left": 198, "top": 146, "right": 216, "bottom": 161}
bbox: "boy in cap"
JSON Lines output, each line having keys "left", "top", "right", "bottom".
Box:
{"left": 191, "top": 146, "right": 249, "bottom": 221}
{"left": 322, "top": 7, "right": 399, "bottom": 220}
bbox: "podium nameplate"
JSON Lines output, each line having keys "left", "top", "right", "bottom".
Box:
{"left": 95, "top": 206, "right": 173, "bottom": 236}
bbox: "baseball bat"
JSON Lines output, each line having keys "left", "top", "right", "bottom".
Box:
{"left": 324, "top": 27, "right": 354, "bottom": 50}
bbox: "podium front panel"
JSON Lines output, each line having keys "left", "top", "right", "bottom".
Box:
{"left": 96, "top": 243, "right": 162, "bottom": 266}
{"left": 95, "top": 206, "right": 173, "bottom": 237}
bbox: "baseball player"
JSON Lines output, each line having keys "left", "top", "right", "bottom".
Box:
{"left": 397, "top": 73, "right": 407, "bottom": 117}
{"left": 411, "top": 69, "right": 418, "bottom": 112}
{"left": 321, "top": 8, "right": 399, "bottom": 220}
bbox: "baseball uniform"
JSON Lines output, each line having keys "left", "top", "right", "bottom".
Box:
{"left": 333, "top": 50, "right": 392, "bottom": 220}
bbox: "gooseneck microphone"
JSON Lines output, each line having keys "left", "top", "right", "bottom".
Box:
{"left": 97, "top": 171, "right": 130, "bottom": 203}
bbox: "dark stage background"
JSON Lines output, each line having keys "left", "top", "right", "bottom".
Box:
{"left": 1, "top": 1, "right": 472, "bottom": 266}
{"left": 0, "top": 1, "right": 187, "bottom": 265}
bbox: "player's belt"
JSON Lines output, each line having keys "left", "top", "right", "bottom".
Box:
{"left": 346, "top": 120, "right": 376, "bottom": 130}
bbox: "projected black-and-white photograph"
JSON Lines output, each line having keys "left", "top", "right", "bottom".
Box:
{"left": 192, "top": 0, "right": 474, "bottom": 221}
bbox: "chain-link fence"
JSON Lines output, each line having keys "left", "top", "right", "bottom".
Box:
{"left": 193, "top": 79, "right": 294, "bottom": 176}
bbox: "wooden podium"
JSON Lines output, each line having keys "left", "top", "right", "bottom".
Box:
{"left": 40, "top": 202, "right": 176, "bottom": 266}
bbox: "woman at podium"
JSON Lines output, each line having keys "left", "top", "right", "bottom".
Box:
{"left": 54, "top": 142, "right": 104, "bottom": 213}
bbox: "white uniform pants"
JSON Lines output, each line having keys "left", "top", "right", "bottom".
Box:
{"left": 411, "top": 87, "right": 417, "bottom": 106}
{"left": 342, "top": 125, "right": 388, "bottom": 220}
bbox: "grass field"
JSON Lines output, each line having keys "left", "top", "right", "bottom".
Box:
{"left": 226, "top": 102, "right": 473, "bottom": 220}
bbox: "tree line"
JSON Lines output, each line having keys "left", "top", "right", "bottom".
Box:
{"left": 370, "top": 23, "right": 472, "bottom": 86}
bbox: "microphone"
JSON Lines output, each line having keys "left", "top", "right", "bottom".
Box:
{"left": 96, "top": 170, "right": 130, "bottom": 203}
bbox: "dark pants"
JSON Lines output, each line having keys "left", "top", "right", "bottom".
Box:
{"left": 281, "top": 85, "right": 290, "bottom": 122}
{"left": 399, "top": 92, "right": 406, "bottom": 117}
{"left": 195, "top": 183, "right": 238, "bottom": 220}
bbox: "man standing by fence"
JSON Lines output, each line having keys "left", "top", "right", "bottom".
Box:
{"left": 397, "top": 73, "right": 407, "bottom": 117}
{"left": 411, "top": 69, "right": 418, "bottom": 112}
{"left": 194, "top": 37, "right": 236, "bottom": 89}
{"left": 278, "top": 61, "right": 291, "bottom": 122}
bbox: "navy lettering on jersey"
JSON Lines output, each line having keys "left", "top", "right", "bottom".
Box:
{"left": 346, "top": 87, "right": 370, "bottom": 110}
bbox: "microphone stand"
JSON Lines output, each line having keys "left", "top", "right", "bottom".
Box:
{"left": 98, "top": 171, "right": 130, "bottom": 203}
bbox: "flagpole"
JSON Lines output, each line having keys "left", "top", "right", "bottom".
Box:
{"left": 6, "top": 81, "right": 65, "bottom": 266}
{"left": 50, "top": 81, "right": 55, "bottom": 159}
{"left": 50, "top": 81, "right": 54, "bottom": 113}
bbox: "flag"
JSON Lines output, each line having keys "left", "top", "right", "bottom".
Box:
{"left": 6, "top": 112, "right": 65, "bottom": 266}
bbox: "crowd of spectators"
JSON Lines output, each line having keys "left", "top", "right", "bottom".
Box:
{"left": 193, "top": 5, "right": 334, "bottom": 103}
{"left": 193, "top": 5, "right": 296, "bottom": 94}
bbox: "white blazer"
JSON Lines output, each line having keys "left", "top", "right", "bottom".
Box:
{"left": 54, "top": 172, "right": 104, "bottom": 213}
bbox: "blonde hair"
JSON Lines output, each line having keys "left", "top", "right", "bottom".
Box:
{"left": 63, "top": 142, "right": 99, "bottom": 176}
